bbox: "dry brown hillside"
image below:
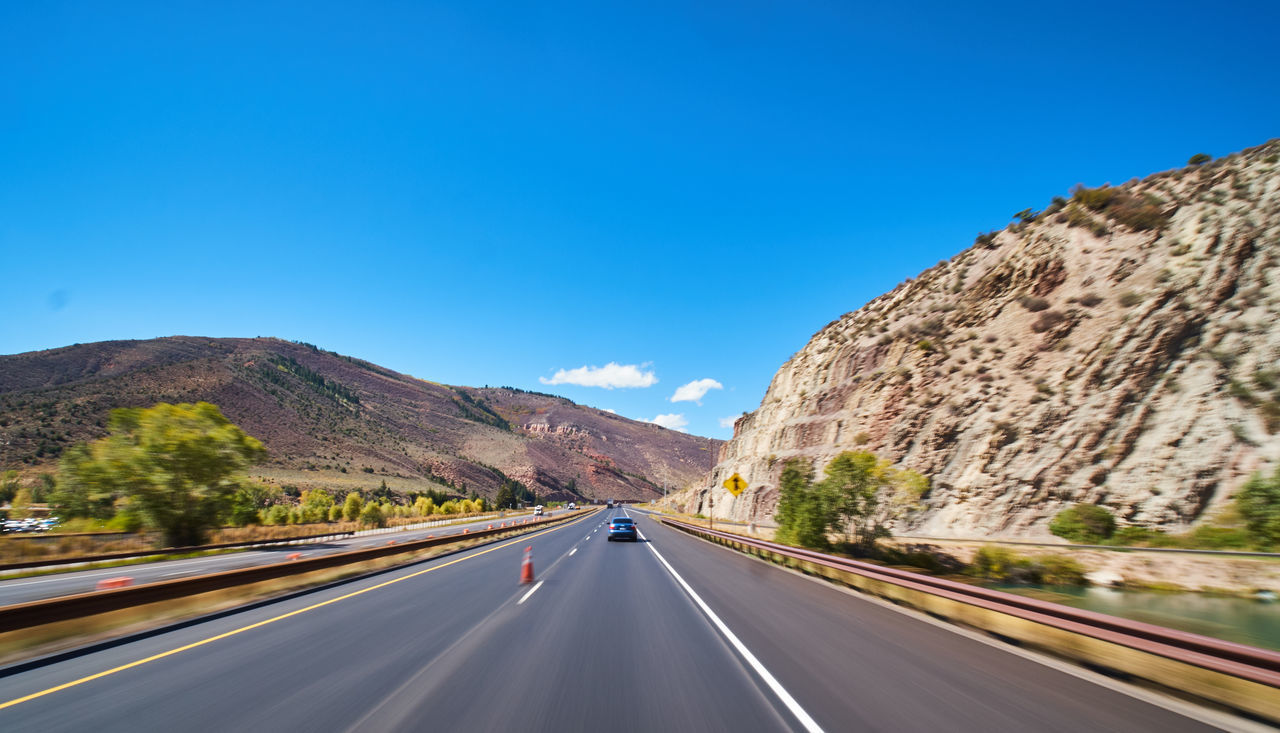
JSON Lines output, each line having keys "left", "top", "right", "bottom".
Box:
{"left": 0, "top": 337, "right": 719, "bottom": 502}
{"left": 684, "top": 139, "right": 1280, "bottom": 538}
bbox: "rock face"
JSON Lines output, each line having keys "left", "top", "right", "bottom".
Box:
{"left": 691, "top": 140, "right": 1280, "bottom": 538}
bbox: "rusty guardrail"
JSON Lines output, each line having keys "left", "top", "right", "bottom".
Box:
{"left": 661, "top": 517, "right": 1280, "bottom": 721}
{"left": 0, "top": 530, "right": 359, "bottom": 572}
{"left": 0, "top": 510, "right": 588, "bottom": 640}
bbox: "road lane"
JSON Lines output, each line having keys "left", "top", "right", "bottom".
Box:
{"left": 0, "top": 511, "right": 600, "bottom": 730}
{"left": 630, "top": 511, "right": 1221, "bottom": 732}
{"left": 0, "top": 509, "right": 1232, "bottom": 731}
{"left": 0, "top": 511, "right": 552, "bottom": 606}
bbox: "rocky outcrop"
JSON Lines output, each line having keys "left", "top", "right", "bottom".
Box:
{"left": 687, "top": 140, "right": 1280, "bottom": 538}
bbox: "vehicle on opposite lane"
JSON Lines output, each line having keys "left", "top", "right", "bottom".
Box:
{"left": 608, "top": 516, "right": 637, "bottom": 541}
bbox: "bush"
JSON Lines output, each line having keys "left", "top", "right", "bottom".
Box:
{"left": 1049, "top": 503, "right": 1116, "bottom": 543}
{"left": 968, "top": 545, "right": 1017, "bottom": 579}
{"left": 1187, "top": 153, "right": 1212, "bottom": 166}
{"left": 968, "top": 546, "right": 1087, "bottom": 585}
{"left": 342, "top": 492, "right": 363, "bottom": 521}
{"left": 1118, "top": 291, "right": 1143, "bottom": 307}
{"left": 359, "top": 503, "right": 386, "bottom": 528}
{"left": 1018, "top": 295, "right": 1049, "bottom": 312}
{"left": 1031, "top": 310, "right": 1067, "bottom": 333}
{"left": 1077, "top": 292, "right": 1103, "bottom": 307}
{"left": 263, "top": 504, "right": 289, "bottom": 526}
{"left": 1237, "top": 466, "right": 1280, "bottom": 547}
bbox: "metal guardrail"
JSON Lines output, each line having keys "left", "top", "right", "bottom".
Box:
{"left": 0, "top": 511, "right": 583, "bottom": 633}
{"left": 661, "top": 518, "right": 1280, "bottom": 691}
{"left": 0, "top": 530, "right": 358, "bottom": 572}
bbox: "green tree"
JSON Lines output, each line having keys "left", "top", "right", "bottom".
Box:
{"left": 298, "top": 489, "right": 335, "bottom": 524}
{"left": 342, "top": 492, "right": 363, "bottom": 521}
{"left": 328, "top": 504, "right": 343, "bottom": 522}
{"left": 774, "top": 459, "right": 831, "bottom": 548}
{"left": 229, "top": 482, "right": 281, "bottom": 525}
{"left": 359, "top": 502, "right": 385, "bottom": 527}
{"left": 53, "top": 445, "right": 119, "bottom": 519}
{"left": 774, "top": 451, "right": 927, "bottom": 552}
{"left": 494, "top": 484, "right": 516, "bottom": 509}
{"left": 1187, "top": 153, "right": 1212, "bottom": 166}
{"left": 10, "top": 487, "right": 34, "bottom": 519}
{"left": 1048, "top": 503, "right": 1116, "bottom": 544}
{"left": 1238, "top": 466, "right": 1280, "bottom": 547}
{"left": 0, "top": 470, "right": 18, "bottom": 505}
{"left": 57, "top": 402, "right": 265, "bottom": 546}
{"left": 263, "top": 504, "right": 289, "bottom": 525}
{"left": 413, "top": 497, "right": 435, "bottom": 516}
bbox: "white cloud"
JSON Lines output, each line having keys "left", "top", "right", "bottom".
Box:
{"left": 647, "top": 413, "right": 689, "bottom": 432}
{"left": 602, "top": 408, "right": 617, "bottom": 414}
{"left": 539, "top": 362, "right": 657, "bottom": 389}
{"left": 670, "top": 378, "right": 723, "bottom": 405}
{"left": 718, "top": 416, "right": 738, "bottom": 429}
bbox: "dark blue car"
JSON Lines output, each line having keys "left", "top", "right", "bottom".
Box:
{"left": 607, "top": 516, "right": 637, "bottom": 541}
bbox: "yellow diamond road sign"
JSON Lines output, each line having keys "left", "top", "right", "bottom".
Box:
{"left": 723, "top": 473, "right": 748, "bottom": 497}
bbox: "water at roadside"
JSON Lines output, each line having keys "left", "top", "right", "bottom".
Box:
{"left": 991, "top": 584, "right": 1280, "bottom": 651}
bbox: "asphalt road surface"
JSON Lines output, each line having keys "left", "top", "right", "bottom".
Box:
{"left": 0, "top": 509, "right": 1234, "bottom": 731}
{"left": 0, "top": 512, "right": 546, "bottom": 606}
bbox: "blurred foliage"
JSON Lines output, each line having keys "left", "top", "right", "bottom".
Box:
{"left": 1049, "top": 503, "right": 1116, "bottom": 544}
{"left": 57, "top": 402, "right": 265, "bottom": 547}
{"left": 775, "top": 450, "right": 927, "bottom": 553}
{"left": 1238, "top": 466, "right": 1280, "bottom": 548}
{"left": 968, "top": 546, "right": 1086, "bottom": 586}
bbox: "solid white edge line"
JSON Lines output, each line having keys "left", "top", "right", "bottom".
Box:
{"left": 638, "top": 528, "right": 825, "bottom": 733}
{"left": 516, "top": 580, "right": 544, "bottom": 605}
{"left": 676, "top": 526, "right": 1269, "bottom": 733}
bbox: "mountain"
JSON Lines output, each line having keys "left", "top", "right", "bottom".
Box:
{"left": 0, "top": 337, "right": 719, "bottom": 501}
{"left": 690, "top": 139, "right": 1280, "bottom": 538}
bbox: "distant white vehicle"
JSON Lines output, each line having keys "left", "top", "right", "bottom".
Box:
{"left": 567, "top": 502, "right": 577, "bottom": 510}
{"left": 533, "top": 505, "right": 544, "bottom": 516}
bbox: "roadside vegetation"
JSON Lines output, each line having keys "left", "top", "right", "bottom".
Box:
{"left": 0, "top": 401, "right": 525, "bottom": 556}
{"left": 774, "top": 450, "right": 928, "bottom": 554}
{"left": 1048, "top": 467, "right": 1280, "bottom": 551}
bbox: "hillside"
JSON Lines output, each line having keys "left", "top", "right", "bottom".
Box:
{"left": 686, "top": 140, "right": 1280, "bottom": 538}
{"left": 0, "top": 337, "right": 719, "bottom": 501}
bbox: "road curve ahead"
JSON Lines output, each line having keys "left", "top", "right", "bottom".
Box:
{"left": 0, "top": 510, "right": 1230, "bottom": 732}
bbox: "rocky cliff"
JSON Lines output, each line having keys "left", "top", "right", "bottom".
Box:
{"left": 691, "top": 140, "right": 1280, "bottom": 538}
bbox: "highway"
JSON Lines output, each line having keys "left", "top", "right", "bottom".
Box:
{"left": 0, "top": 512, "right": 545, "bottom": 606}
{"left": 0, "top": 509, "right": 1235, "bottom": 731}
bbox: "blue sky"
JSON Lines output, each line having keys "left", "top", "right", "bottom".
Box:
{"left": 2, "top": 1, "right": 1277, "bottom": 438}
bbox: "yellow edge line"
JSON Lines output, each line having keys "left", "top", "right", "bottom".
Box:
{"left": 0, "top": 512, "right": 594, "bottom": 711}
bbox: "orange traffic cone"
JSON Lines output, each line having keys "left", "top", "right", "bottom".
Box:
{"left": 487, "top": 524, "right": 494, "bottom": 530}
{"left": 520, "top": 546, "right": 534, "bottom": 584}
